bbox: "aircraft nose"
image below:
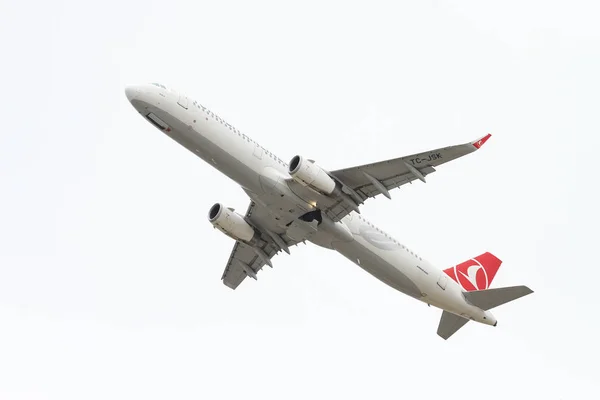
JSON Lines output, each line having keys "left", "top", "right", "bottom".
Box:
{"left": 124, "top": 85, "right": 140, "bottom": 102}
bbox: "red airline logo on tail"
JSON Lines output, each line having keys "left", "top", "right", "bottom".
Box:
{"left": 444, "top": 252, "right": 502, "bottom": 291}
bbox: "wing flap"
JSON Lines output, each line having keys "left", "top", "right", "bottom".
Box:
{"left": 220, "top": 201, "right": 298, "bottom": 290}
{"left": 357, "top": 166, "right": 436, "bottom": 198}
{"left": 221, "top": 240, "right": 279, "bottom": 289}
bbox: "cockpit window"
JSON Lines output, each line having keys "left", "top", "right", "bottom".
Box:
{"left": 151, "top": 83, "right": 167, "bottom": 89}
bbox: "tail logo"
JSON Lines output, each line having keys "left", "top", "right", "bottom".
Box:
{"left": 453, "top": 259, "right": 489, "bottom": 291}
{"left": 444, "top": 252, "right": 502, "bottom": 291}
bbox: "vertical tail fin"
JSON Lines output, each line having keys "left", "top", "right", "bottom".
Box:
{"left": 444, "top": 252, "right": 501, "bottom": 291}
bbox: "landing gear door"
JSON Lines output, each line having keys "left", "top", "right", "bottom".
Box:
{"left": 286, "top": 219, "right": 318, "bottom": 242}
{"left": 177, "top": 93, "right": 188, "bottom": 109}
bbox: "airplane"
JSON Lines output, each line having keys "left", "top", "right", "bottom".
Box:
{"left": 125, "top": 82, "right": 533, "bottom": 339}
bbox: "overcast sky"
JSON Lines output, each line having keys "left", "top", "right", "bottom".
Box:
{"left": 1, "top": 1, "right": 599, "bottom": 399}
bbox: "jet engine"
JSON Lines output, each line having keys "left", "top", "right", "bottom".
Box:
{"left": 208, "top": 203, "right": 257, "bottom": 243}
{"left": 288, "top": 155, "right": 336, "bottom": 195}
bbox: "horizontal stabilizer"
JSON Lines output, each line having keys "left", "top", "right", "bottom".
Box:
{"left": 437, "top": 311, "right": 470, "bottom": 340}
{"left": 463, "top": 285, "right": 534, "bottom": 311}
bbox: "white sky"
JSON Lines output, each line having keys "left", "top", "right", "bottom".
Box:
{"left": 1, "top": 1, "right": 599, "bottom": 398}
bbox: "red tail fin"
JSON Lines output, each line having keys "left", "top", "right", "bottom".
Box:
{"left": 444, "top": 252, "right": 502, "bottom": 291}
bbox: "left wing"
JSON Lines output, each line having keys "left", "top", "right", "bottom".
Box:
{"left": 221, "top": 201, "right": 300, "bottom": 289}
{"left": 322, "top": 134, "right": 492, "bottom": 221}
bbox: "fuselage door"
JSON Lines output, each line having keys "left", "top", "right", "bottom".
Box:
{"left": 253, "top": 144, "right": 263, "bottom": 159}
{"left": 177, "top": 93, "right": 189, "bottom": 109}
{"left": 437, "top": 273, "right": 448, "bottom": 290}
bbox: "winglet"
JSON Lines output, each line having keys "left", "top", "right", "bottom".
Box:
{"left": 471, "top": 133, "right": 492, "bottom": 149}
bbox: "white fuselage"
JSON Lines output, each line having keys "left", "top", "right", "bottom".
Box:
{"left": 125, "top": 83, "right": 496, "bottom": 326}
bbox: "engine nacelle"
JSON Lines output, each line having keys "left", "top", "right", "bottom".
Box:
{"left": 288, "top": 155, "right": 336, "bottom": 195}
{"left": 208, "top": 203, "right": 257, "bottom": 243}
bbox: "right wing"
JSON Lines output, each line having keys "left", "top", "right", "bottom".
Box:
{"left": 322, "top": 134, "right": 492, "bottom": 221}
{"left": 221, "top": 201, "right": 300, "bottom": 290}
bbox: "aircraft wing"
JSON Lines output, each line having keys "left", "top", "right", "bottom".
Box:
{"left": 322, "top": 134, "right": 492, "bottom": 221}
{"left": 221, "top": 201, "right": 300, "bottom": 289}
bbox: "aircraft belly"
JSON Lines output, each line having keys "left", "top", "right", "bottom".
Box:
{"left": 333, "top": 240, "right": 423, "bottom": 299}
